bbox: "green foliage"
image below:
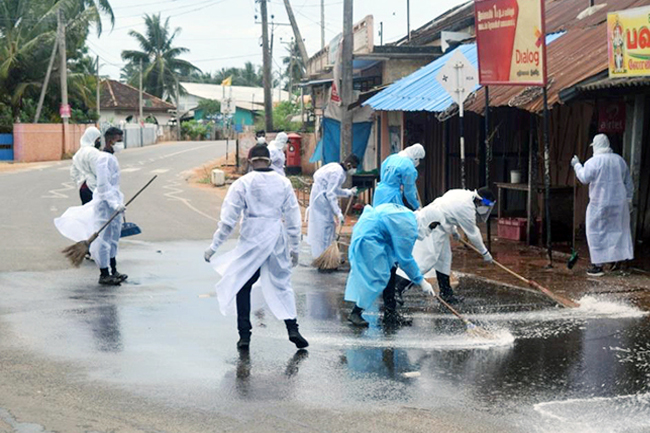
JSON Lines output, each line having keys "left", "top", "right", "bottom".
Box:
{"left": 121, "top": 14, "right": 200, "bottom": 99}
{"left": 254, "top": 101, "right": 301, "bottom": 132}
{"left": 181, "top": 62, "right": 263, "bottom": 87}
{"left": 197, "top": 99, "right": 221, "bottom": 117}
{"left": 181, "top": 119, "right": 209, "bottom": 140}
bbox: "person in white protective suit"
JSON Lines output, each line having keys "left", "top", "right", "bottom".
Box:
{"left": 394, "top": 187, "right": 495, "bottom": 305}
{"left": 70, "top": 127, "right": 102, "bottom": 204}
{"left": 373, "top": 143, "right": 425, "bottom": 210}
{"left": 268, "top": 131, "right": 288, "bottom": 176}
{"left": 571, "top": 134, "right": 634, "bottom": 276}
{"left": 344, "top": 203, "right": 441, "bottom": 327}
{"left": 55, "top": 127, "right": 127, "bottom": 286}
{"left": 204, "top": 144, "right": 308, "bottom": 351}
{"left": 306, "top": 154, "right": 360, "bottom": 260}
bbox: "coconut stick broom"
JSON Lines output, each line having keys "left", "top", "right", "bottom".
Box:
{"left": 312, "top": 196, "right": 354, "bottom": 270}
{"left": 62, "top": 175, "right": 158, "bottom": 267}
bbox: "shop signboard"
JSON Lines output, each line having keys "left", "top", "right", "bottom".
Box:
{"left": 608, "top": 6, "right": 650, "bottom": 78}
{"left": 474, "top": 0, "right": 547, "bottom": 86}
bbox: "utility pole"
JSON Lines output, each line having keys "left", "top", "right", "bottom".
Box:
{"left": 282, "top": 0, "right": 309, "bottom": 76}
{"left": 34, "top": 37, "right": 58, "bottom": 123}
{"left": 340, "top": 0, "right": 354, "bottom": 160}
{"left": 139, "top": 59, "right": 143, "bottom": 122}
{"left": 260, "top": 0, "right": 274, "bottom": 132}
{"left": 407, "top": 0, "right": 411, "bottom": 41}
{"left": 321, "top": 0, "right": 325, "bottom": 50}
{"left": 96, "top": 56, "right": 101, "bottom": 120}
{"left": 380, "top": 22, "right": 383, "bottom": 46}
{"left": 176, "top": 79, "right": 181, "bottom": 141}
{"left": 58, "top": 8, "right": 69, "bottom": 126}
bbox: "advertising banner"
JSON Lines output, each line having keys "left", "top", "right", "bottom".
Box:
{"left": 608, "top": 6, "right": 650, "bottom": 78}
{"left": 474, "top": 0, "right": 547, "bottom": 86}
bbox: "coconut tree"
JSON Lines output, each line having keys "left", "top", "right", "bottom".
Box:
{"left": 121, "top": 13, "right": 200, "bottom": 99}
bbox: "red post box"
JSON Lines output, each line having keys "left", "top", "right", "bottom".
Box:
{"left": 286, "top": 133, "right": 302, "bottom": 175}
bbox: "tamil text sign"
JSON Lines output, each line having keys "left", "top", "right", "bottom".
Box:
{"left": 608, "top": 6, "right": 650, "bottom": 78}
{"left": 474, "top": 0, "right": 547, "bottom": 86}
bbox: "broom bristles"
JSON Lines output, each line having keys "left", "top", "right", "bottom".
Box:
{"left": 312, "top": 241, "right": 341, "bottom": 270}
{"left": 465, "top": 324, "right": 497, "bottom": 340}
{"left": 62, "top": 240, "right": 90, "bottom": 268}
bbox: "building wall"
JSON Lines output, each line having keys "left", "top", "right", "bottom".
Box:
{"left": 381, "top": 59, "right": 431, "bottom": 85}
{"left": 100, "top": 110, "right": 173, "bottom": 126}
{"left": 13, "top": 123, "right": 87, "bottom": 162}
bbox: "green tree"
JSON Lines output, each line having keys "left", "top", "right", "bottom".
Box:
{"left": 121, "top": 13, "right": 200, "bottom": 99}
{"left": 282, "top": 40, "right": 304, "bottom": 93}
{"left": 196, "top": 99, "right": 220, "bottom": 117}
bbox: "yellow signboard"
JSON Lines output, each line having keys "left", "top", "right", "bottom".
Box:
{"left": 608, "top": 6, "right": 650, "bottom": 78}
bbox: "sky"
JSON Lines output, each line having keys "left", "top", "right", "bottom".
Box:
{"left": 87, "top": 0, "right": 469, "bottom": 82}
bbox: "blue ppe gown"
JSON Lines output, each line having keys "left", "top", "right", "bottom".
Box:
{"left": 344, "top": 204, "right": 424, "bottom": 311}
{"left": 372, "top": 154, "right": 420, "bottom": 209}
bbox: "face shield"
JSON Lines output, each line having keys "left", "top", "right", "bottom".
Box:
{"left": 476, "top": 196, "right": 495, "bottom": 223}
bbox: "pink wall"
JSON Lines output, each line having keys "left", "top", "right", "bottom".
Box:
{"left": 13, "top": 123, "right": 88, "bottom": 162}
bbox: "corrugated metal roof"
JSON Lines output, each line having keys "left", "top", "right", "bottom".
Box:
{"left": 363, "top": 44, "right": 479, "bottom": 112}
{"left": 364, "top": 33, "right": 562, "bottom": 113}
{"left": 579, "top": 76, "right": 650, "bottom": 91}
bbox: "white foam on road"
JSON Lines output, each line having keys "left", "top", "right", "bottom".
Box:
{"left": 304, "top": 328, "right": 515, "bottom": 350}
{"left": 534, "top": 393, "right": 650, "bottom": 433}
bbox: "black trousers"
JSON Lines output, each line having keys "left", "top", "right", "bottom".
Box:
{"left": 382, "top": 266, "right": 398, "bottom": 311}
{"left": 80, "top": 183, "right": 93, "bottom": 205}
{"left": 236, "top": 269, "right": 261, "bottom": 336}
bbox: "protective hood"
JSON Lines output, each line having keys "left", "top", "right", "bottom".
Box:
{"left": 398, "top": 143, "right": 425, "bottom": 166}
{"left": 273, "top": 132, "right": 288, "bottom": 151}
{"left": 590, "top": 133, "right": 613, "bottom": 155}
{"left": 80, "top": 127, "right": 102, "bottom": 148}
{"left": 414, "top": 203, "right": 444, "bottom": 240}
{"left": 474, "top": 189, "right": 496, "bottom": 223}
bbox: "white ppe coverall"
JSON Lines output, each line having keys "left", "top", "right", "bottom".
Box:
{"left": 398, "top": 189, "right": 488, "bottom": 279}
{"left": 573, "top": 136, "right": 633, "bottom": 264}
{"left": 70, "top": 127, "right": 102, "bottom": 191}
{"left": 268, "top": 132, "right": 288, "bottom": 176}
{"left": 344, "top": 204, "right": 425, "bottom": 311}
{"left": 373, "top": 144, "right": 425, "bottom": 209}
{"left": 306, "top": 162, "right": 353, "bottom": 258}
{"left": 55, "top": 152, "right": 124, "bottom": 269}
{"left": 208, "top": 169, "right": 302, "bottom": 320}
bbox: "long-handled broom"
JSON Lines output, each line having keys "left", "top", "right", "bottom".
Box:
{"left": 312, "top": 197, "right": 354, "bottom": 270}
{"left": 458, "top": 238, "right": 580, "bottom": 308}
{"left": 433, "top": 292, "right": 496, "bottom": 339}
{"left": 62, "top": 175, "right": 158, "bottom": 267}
{"left": 567, "top": 174, "right": 579, "bottom": 269}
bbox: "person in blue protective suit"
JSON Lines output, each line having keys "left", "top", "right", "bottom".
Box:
{"left": 344, "top": 203, "right": 441, "bottom": 327}
{"left": 571, "top": 133, "right": 634, "bottom": 276}
{"left": 373, "top": 143, "right": 425, "bottom": 210}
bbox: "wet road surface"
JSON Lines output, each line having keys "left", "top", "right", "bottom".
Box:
{"left": 1, "top": 239, "right": 648, "bottom": 432}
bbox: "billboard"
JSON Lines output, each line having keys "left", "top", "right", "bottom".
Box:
{"left": 474, "top": 0, "right": 547, "bottom": 86}
{"left": 608, "top": 6, "right": 650, "bottom": 78}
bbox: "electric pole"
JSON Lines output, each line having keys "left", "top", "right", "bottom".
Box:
{"left": 260, "top": 0, "right": 273, "bottom": 132}
{"left": 96, "top": 56, "right": 101, "bottom": 119}
{"left": 282, "top": 0, "right": 309, "bottom": 74}
{"left": 340, "top": 0, "right": 353, "bottom": 160}
{"left": 407, "top": 0, "right": 411, "bottom": 41}
{"left": 58, "top": 8, "right": 69, "bottom": 126}
{"left": 321, "top": 0, "right": 325, "bottom": 49}
{"left": 139, "top": 59, "right": 143, "bottom": 122}
{"left": 34, "top": 37, "right": 58, "bottom": 123}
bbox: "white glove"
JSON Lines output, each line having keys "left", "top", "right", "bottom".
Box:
{"left": 204, "top": 247, "right": 216, "bottom": 263}
{"left": 338, "top": 213, "right": 345, "bottom": 228}
{"left": 291, "top": 251, "right": 299, "bottom": 267}
{"left": 419, "top": 280, "right": 434, "bottom": 296}
{"left": 349, "top": 186, "right": 358, "bottom": 196}
{"left": 482, "top": 250, "right": 493, "bottom": 263}
{"left": 571, "top": 155, "right": 580, "bottom": 168}
{"left": 114, "top": 204, "right": 126, "bottom": 213}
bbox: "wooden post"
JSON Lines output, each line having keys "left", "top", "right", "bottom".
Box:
{"left": 340, "top": 0, "right": 353, "bottom": 160}
{"left": 627, "top": 94, "right": 645, "bottom": 244}
{"left": 542, "top": 86, "right": 552, "bottom": 265}
{"left": 260, "top": 0, "right": 274, "bottom": 132}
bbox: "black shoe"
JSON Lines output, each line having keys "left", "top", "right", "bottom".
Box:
{"left": 99, "top": 274, "right": 121, "bottom": 286}
{"left": 112, "top": 271, "right": 128, "bottom": 283}
{"left": 587, "top": 264, "right": 604, "bottom": 277}
{"left": 348, "top": 309, "right": 369, "bottom": 327}
{"left": 288, "top": 329, "right": 309, "bottom": 349}
{"left": 237, "top": 335, "right": 251, "bottom": 350}
{"left": 439, "top": 291, "right": 464, "bottom": 305}
{"left": 383, "top": 309, "right": 413, "bottom": 327}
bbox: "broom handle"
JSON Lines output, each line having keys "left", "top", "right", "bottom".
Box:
{"left": 435, "top": 294, "right": 474, "bottom": 327}
{"left": 336, "top": 195, "right": 355, "bottom": 238}
{"left": 88, "top": 175, "right": 158, "bottom": 243}
{"left": 458, "top": 237, "right": 579, "bottom": 308}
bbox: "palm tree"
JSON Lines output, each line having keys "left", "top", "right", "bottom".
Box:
{"left": 282, "top": 40, "right": 304, "bottom": 94}
{"left": 121, "top": 14, "right": 200, "bottom": 99}
{"left": 238, "top": 61, "right": 263, "bottom": 87}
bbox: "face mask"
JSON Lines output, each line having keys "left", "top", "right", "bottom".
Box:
{"left": 113, "top": 142, "right": 125, "bottom": 154}
{"left": 347, "top": 168, "right": 357, "bottom": 175}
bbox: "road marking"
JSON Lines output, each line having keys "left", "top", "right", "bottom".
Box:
{"left": 42, "top": 181, "right": 75, "bottom": 199}
{"left": 121, "top": 167, "right": 141, "bottom": 173}
{"left": 163, "top": 177, "right": 218, "bottom": 222}
{"left": 50, "top": 206, "right": 58, "bottom": 212}
{"left": 58, "top": 166, "right": 70, "bottom": 171}
{"left": 150, "top": 169, "right": 169, "bottom": 174}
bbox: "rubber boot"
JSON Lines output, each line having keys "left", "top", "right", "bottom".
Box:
{"left": 438, "top": 271, "right": 463, "bottom": 304}
{"left": 237, "top": 332, "right": 251, "bottom": 350}
{"left": 348, "top": 306, "right": 369, "bottom": 327}
{"left": 285, "top": 319, "right": 309, "bottom": 348}
{"left": 99, "top": 268, "right": 121, "bottom": 286}
{"left": 382, "top": 308, "right": 413, "bottom": 327}
{"left": 110, "top": 258, "right": 128, "bottom": 283}
{"left": 237, "top": 316, "right": 252, "bottom": 350}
